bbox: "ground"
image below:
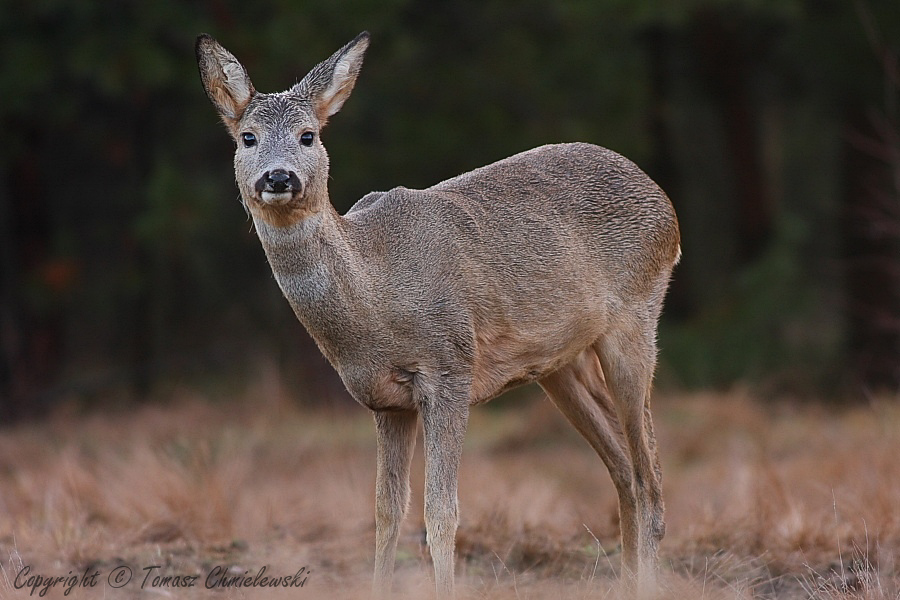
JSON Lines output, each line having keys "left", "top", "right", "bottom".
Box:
{"left": 1, "top": 378, "right": 899, "bottom": 599}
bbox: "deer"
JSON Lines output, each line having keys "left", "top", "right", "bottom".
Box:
{"left": 196, "top": 31, "right": 680, "bottom": 600}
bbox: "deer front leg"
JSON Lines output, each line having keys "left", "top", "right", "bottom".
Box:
{"left": 373, "top": 410, "right": 418, "bottom": 599}
{"left": 420, "top": 382, "right": 469, "bottom": 600}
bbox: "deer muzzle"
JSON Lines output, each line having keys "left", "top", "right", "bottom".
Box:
{"left": 255, "top": 169, "right": 305, "bottom": 203}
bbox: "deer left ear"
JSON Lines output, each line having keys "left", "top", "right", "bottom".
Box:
{"left": 196, "top": 34, "right": 256, "bottom": 129}
{"left": 293, "top": 32, "right": 370, "bottom": 127}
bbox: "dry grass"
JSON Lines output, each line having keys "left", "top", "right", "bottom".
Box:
{"left": 1, "top": 379, "right": 899, "bottom": 599}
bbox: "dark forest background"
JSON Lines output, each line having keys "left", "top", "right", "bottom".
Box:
{"left": 1, "top": 0, "right": 898, "bottom": 420}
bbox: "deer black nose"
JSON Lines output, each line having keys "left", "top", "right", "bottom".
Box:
{"left": 256, "top": 169, "right": 303, "bottom": 197}
{"left": 267, "top": 169, "right": 291, "bottom": 193}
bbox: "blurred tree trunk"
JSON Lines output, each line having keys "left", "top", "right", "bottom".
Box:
{"left": 841, "top": 106, "right": 900, "bottom": 394}
{"left": 128, "top": 96, "right": 161, "bottom": 400}
{"left": 0, "top": 159, "right": 17, "bottom": 420}
{"left": 694, "top": 10, "right": 773, "bottom": 265}
{"left": 0, "top": 130, "right": 63, "bottom": 421}
{"left": 840, "top": 18, "right": 900, "bottom": 395}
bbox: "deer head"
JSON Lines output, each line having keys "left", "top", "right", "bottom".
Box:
{"left": 196, "top": 32, "right": 369, "bottom": 225}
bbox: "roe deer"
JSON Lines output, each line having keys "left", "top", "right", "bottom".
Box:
{"left": 196, "top": 31, "right": 680, "bottom": 599}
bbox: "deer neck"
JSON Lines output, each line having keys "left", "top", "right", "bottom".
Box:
{"left": 252, "top": 201, "right": 375, "bottom": 366}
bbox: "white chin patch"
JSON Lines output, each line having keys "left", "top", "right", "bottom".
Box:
{"left": 261, "top": 191, "right": 293, "bottom": 205}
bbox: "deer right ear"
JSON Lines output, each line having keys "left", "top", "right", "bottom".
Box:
{"left": 196, "top": 34, "right": 256, "bottom": 129}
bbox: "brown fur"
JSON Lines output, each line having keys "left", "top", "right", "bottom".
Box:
{"left": 197, "top": 31, "right": 680, "bottom": 600}
{"left": 246, "top": 198, "right": 313, "bottom": 228}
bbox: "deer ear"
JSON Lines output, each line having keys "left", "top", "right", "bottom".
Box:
{"left": 196, "top": 34, "right": 256, "bottom": 128}
{"left": 293, "top": 32, "right": 369, "bottom": 127}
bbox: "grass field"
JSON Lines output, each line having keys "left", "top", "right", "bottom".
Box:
{"left": 1, "top": 377, "right": 899, "bottom": 599}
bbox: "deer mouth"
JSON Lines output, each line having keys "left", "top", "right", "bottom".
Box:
{"left": 260, "top": 190, "right": 297, "bottom": 205}
{"left": 255, "top": 170, "right": 305, "bottom": 205}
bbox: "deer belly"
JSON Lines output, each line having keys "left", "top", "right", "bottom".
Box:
{"left": 470, "top": 323, "right": 595, "bottom": 404}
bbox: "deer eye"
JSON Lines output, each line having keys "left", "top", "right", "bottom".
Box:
{"left": 241, "top": 132, "right": 257, "bottom": 148}
{"left": 300, "top": 131, "right": 315, "bottom": 147}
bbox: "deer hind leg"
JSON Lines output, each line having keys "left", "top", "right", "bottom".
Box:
{"left": 538, "top": 349, "right": 640, "bottom": 582}
{"left": 373, "top": 410, "right": 418, "bottom": 599}
{"left": 594, "top": 326, "right": 665, "bottom": 597}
